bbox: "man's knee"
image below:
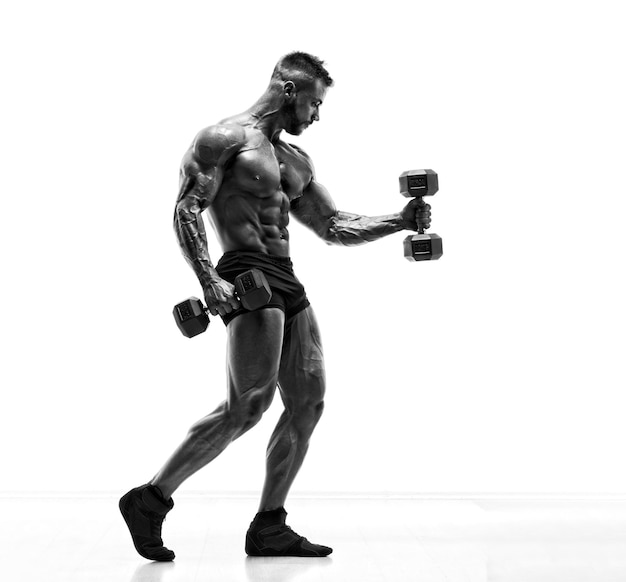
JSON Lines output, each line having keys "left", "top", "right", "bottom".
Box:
{"left": 187, "top": 388, "right": 275, "bottom": 444}
{"left": 234, "top": 387, "right": 276, "bottom": 432}
{"left": 291, "top": 397, "right": 325, "bottom": 434}
{"left": 244, "top": 389, "right": 275, "bottom": 425}
{"left": 280, "top": 366, "right": 326, "bottom": 433}
{"left": 311, "top": 399, "right": 325, "bottom": 425}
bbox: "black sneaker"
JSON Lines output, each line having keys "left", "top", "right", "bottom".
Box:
{"left": 245, "top": 507, "right": 333, "bottom": 557}
{"left": 119, "top": 484, "right": 175, "bottom": 561}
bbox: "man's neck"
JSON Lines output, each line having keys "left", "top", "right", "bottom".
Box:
{"left": 247, "top": 89, "right": 285, "bottom": 142}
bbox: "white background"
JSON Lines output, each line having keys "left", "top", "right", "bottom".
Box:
{"left": 1, "top": 0, "right": 625, "bottom": 496}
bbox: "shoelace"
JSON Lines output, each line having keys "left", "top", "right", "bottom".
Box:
{"left": 277, "top": 525, "right": 308, "bottom": 542}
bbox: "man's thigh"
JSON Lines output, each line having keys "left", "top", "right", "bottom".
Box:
{"left": 278, "top": 306, "right": 326, "bottom": 408}
{"left": 227, "top": 307, "right": 286, "bottom": 403}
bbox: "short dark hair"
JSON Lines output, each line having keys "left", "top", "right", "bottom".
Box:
{"left": 272, "top": 52, "right": 334, "bottom": 88}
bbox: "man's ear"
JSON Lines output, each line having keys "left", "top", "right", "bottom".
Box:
{"left": 283, "top": 81, "right": 296, "bottom": 98}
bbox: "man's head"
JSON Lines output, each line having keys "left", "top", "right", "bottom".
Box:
{"left": 271, "top": 52, "right": 333, "bottom": 135}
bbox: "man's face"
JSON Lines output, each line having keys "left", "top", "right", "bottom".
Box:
{"left": 283, "top": 79, "right": 328, "bottom": 136}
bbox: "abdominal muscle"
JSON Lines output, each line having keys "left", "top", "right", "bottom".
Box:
{"left": 208, "top": 183, "right": 291, "bottom": 257}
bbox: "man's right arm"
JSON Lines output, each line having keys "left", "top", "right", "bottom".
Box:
{"left": 173, "top": 124, "right": 246, "bottom": 314}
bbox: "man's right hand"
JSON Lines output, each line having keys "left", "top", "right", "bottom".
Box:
{"left": 203, "top": 278, "right": 241, "bottom": 316}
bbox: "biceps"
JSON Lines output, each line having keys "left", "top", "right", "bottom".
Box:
{"left": 292, "top": 181, "right": 337, "bottom": 232}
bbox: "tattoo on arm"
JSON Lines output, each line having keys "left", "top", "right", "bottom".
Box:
{"left": 172, "top": 123, "right": 246, "bottom": 287}
{"left": 173, "top": 171, "right": 219, "bottom": 287}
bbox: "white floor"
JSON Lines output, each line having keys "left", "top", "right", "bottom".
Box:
{"left": 2, "top": 495, "right": 626, "bottom": 582}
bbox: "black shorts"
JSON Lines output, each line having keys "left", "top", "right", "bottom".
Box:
{"left": 215, "top": 251, "right": 310, "bottom": 326}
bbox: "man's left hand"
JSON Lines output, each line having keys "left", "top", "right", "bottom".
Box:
{"left": 400, "top": 198, "right": 431, "bottom": 231}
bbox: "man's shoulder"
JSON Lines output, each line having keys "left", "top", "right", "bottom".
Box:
{"left": 194, "top": 123, "right": 247, "bottom": 149}
{"left": 190, "top": 122, "right": 250, "bottom": 167}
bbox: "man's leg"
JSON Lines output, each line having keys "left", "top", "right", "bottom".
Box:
{"left": 261, "top": 306, "right": 326, "bottom": 510}
{"left": 150, "top": 308, "right": 285, "bottom": 497}
{"left": 245, "top": 306, "right": 332, "bottom": 557}
{"left": 120, "top": 308, "right": 285, "bottom": 561}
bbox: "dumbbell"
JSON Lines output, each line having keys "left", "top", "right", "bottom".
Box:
{"left": 399, "top": 169, "right": 443, "bottom": 261}
{"left": 173, "top": 268, "right": 272, "bottom": 338}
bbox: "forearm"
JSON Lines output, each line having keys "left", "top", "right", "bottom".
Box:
{"left": 173, "top": 210, "right": 218, "bottom": 287}
{"left": 325, "top": 211, "right": 406, "bottom": 246}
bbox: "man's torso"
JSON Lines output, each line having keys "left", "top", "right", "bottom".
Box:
{"left": 181, "top": 123, "right": 313, "bottom": 257}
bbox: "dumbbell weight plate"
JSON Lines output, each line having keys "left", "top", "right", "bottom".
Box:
{"left": 403, "top": 233, "right": 443, "bottom": 262}
{"left": 235, "top": 269, "right": 272, "bottom": 310}
{"left": 399, "top": 169, "right": 439, "bottom": 198}
{"left": 173, "top": 297, "right": 210, "bottom": 338}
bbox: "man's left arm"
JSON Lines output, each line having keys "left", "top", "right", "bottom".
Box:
{"left": 290, "top": 178, "right": 431, "bottom": 246}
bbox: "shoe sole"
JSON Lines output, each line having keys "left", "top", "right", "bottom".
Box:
{"left": 245, "top": 534, "right": 332, "bottom": 557}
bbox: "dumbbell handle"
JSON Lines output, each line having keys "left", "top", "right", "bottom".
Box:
{"left": 415, "top": 195, "right": 426, "bottom": 235}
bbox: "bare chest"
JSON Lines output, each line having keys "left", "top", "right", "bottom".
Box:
{"left": 224, "top": 136, "right": 312, "bottom": 201}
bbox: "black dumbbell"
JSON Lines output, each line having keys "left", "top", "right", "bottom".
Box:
{"left": 399, "top": 169, "right": 443, "bottom": 261}
{"left": 173, "top": 269, "right": 272, "bottom": 338}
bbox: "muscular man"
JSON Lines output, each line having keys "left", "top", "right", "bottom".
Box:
{"left": 120, "top": 52, "right": 431, "bottom": 561}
